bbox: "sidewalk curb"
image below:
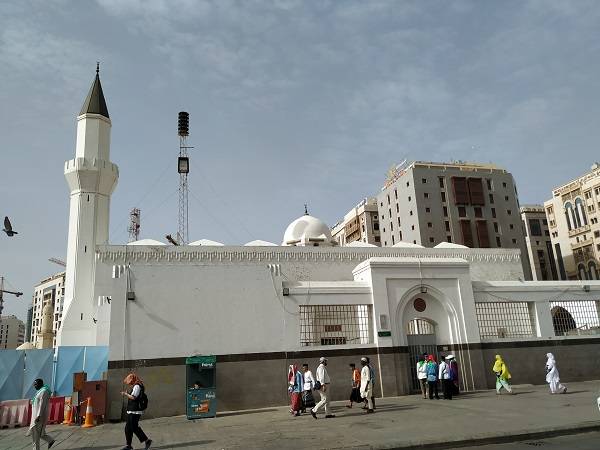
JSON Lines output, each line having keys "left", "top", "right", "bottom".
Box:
{"left": 388, "top": 422, "right": 600, "bottom": 449}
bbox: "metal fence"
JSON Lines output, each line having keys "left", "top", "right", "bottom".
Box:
{"left": 550, "top": 300, "right": 600, "bottom": 336}
{"left": 475, "top": 302, "right": 535, "bottom": 339}
{"left": 299, "top": 305, "right": 372, "bottom": 347}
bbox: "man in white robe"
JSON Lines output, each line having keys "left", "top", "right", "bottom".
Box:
{"left": 27, "top": 378, "right": 55, "bottom": 450}
{"left": 359, "top": 357, "right": 374, "bottom": 413}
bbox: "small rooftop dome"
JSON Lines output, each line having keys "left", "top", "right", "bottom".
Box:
{"left": 189, "top": 239, "right": 224, "bottom": 246}
{"left": 283, "top": 213, "right": 336, "bottom": 247}
{"left": 244, "top": 240, "right": 277, "bottom": 246}
{"left": 392, "top": 241, "right": 424, "bottom": 248}
{"left": 345, "top": 241, "right": 378, "bottom": 248}
{"left": 127, "top": 239, "right": 166, "bottom": 246}
{"left": 434, "top": 242, "right": 468, "bottom": 249}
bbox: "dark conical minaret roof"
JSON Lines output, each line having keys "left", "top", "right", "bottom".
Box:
{"left": 80, "top": 63, "right": 109, "bottom": 118}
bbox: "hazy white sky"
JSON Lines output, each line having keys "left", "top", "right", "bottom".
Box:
{"left": 2, "top": 0, "right": 600, "bottom": 321}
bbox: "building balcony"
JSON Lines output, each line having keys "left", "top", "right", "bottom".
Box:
{"left": 569, "top": 224, "right": 591, "bottom": 237}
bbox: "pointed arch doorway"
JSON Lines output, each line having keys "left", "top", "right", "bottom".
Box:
{"left": 407, "top": 317, "right": 438, "bottom": 393}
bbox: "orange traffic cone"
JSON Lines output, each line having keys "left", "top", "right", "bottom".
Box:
{"left": 62, "top": 403, "right": 72, "bottom": 425}
{"left": 81, "top": 397, "right": 95, "bottom": 428}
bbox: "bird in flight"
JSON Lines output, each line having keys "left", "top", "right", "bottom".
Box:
{"left": 3, "top": 216, "right": 18, "bottom": 236}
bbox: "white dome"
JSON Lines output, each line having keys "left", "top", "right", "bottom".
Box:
{"left": 244, "top": 240, "right": 277, "bottom": 246}
{"left": 127, "top": 239, "right": 166, "bottom": 246}
{"left": 345, "top": 241, "right": 378, "bottom": 248}
{"left": 283, "top": 214, "right": 335, "bottom": 246}
{"left": 434, "top": 242, "right": 468, "bottom": 249}
{"left": 392, "top": 241, "right": 425, "bottom": 248}
{"left": 189, "top": 239, "right": 224, "bottom": 246}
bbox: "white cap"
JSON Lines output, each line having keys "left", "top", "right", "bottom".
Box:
{"left": 360, "top": 357, "right": 368, "bottom": 363}
{"left": 319, "top": 356, "right": 327, "bottom": 363}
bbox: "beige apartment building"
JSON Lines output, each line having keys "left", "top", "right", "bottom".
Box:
{"left": 0, "top": 315, "right": 25, "bottom": 349}
{"left": 545, "top": 163, "right": 600, "bottom": 280}
{"left": 331, "top": 198, "right": 381, "bottom": 246}
{"left": 31, "top": 271, "right": 65, "bottom": 348}
{"left": 520, "top": 205, "right": 559, "bottom": 280}
{"left": 377, "top": 161, "right": 531, "bottom": 278}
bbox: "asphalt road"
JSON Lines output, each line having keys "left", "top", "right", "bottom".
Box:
{"left": 458, "top": 431, "right": 600, "bottom": 449}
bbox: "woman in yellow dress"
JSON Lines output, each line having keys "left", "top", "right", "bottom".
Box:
{"left": 492, "top": 355, "right": 513, "bottom": 394}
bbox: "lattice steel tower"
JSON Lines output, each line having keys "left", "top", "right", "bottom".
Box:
{"left": 177, "top": 112, "right": 190, "bottom": 244}
{"left": 128, "top": 208, "right": 141, "bottom": 242}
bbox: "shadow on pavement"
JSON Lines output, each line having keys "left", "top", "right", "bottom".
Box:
{"left": 70, "top": 441, "right": 216, "bottom": 450}
{"left": 217, "top": 408, "right": 278, "bottom": 418}
{"left": 562, "top": 390, "right": 588, "bottom": 395}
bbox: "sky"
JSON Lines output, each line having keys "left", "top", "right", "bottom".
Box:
{"left": 2, "top": 0, "right": 600, "bottom": 322}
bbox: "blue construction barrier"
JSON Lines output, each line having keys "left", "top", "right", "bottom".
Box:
{"left": 0, "top": 350, "right": 24, "bottom": 401}
{"left": 0, "top": 346, "right": 108, "bottom": 401}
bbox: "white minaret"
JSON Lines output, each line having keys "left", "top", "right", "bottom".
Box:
{"left": 57, "top": 64, "right": 118, "bottom": 346}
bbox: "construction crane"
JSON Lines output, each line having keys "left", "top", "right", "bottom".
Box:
{"left": 48, "top": 258, "right": 66, "bottom": 267}
{"left": 0, "top": 276, "right": 23, "bottom": 318}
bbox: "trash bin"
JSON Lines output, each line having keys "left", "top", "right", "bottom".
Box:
{"left": 186, "top": 355, "right": 216, "bottom": 419}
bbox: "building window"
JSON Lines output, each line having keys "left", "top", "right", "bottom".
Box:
{"left": 411, "top": 225, "right": 415, "bottom": 230}
{"left": 410, "top": 211, "right": 413, "bottom": 216}
{"left": 439, "top": 177, "right": 444, "bottom": 188}
{"left": 445, "top": 221, "right": 450, "bottom": 232}
{"left": 493, "top": 222, "right": 499, "bottom": 233}
{"left": 512, "top": 238, "right": 517, "bottom": 244}
{"left": 387, "top": 194, "right": 390, "bottom": 204}
{"left": 486, "top": 179, "right": 492, "bottom": 190}
{"left": 595, "top": 230, "right": 600, "bottom": 238}
{"left": 502, "top": 182, "right": 507, "bottom": 188}
{"left": 529, "top": 219, "right": 542, "bottom": 236}
{"left": 373, "top": 223, "right": 379, "bottom": 231}
{"left": 392, "top": 235, "right": 395, "bottom": 245}
{"left": 491, "top": 208, "right": 496, "bottom": 218}
{"left": 509, "top": 224, "right": 514, "bottom": 230}
{"left": 422, "top": 178, "right": 427, "bottom": 184}
{"left": 408, "top": 196, "right": 412, "bottom": 202}
{"left": 394, "top": 189, "right": 397, "bottom": 199}
{"left": 396, "top": 204, "right": 399, "bottom": 213}
{"left": 458, "top": 206, "right": 466, "bottom": 217}
{"left": 390, "top": 223, "right": 393, "bottom": 231}
{"left": 585, "top": 191, "right": 592, "bottom": 199}
{"left": 496, "top": 236, "right": 502, "bottom": 247}
{"left": 375, "top": 236, "right": 380, "bottom": 243}
{"left": 424, "top": 192, "right": 429, "bottom": 199}
{"left": 425, "top": 207, "right": 431, "bottom": 213}
{"left": 429, "top": 237, "right": 434, "bottom": 243}
{"left": 389, "top": 208, "right": 392, "bottom": 217}
{"left": 406, "top": 181, "right": 410, "bottom": 187}
{"left": 440, "top": 191, "right": 446, "bottom": 203}
{"left": 474, "top": 207, "right": 482, "bottom": 218}
{"left": 443, "top": 206, "right": 448, "bottom": 216}
{"left": 397, "top": 217, "right": 401, "bottom": 226}
{"left": 504, "top": 195, "right": 509, "bottom": 201}
{"left": 489, "top": 193, "right": 494, "bottom": 204}
{"left": 507, "top": 209, "right": 512, "bottom": 216}
{"left": 413, "top": 240, "right": 417, "bottom": 244}
{"left": 427, "top": 222, "right": 433, "bottom": 228}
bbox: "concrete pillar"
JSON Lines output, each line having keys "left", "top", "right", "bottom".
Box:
{"left": 533, "top": 300, "right": 555, "bottom": 339}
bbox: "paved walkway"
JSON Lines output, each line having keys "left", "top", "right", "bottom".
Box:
{"left": 2, "top": 381, "right": 600, "bottom": 450}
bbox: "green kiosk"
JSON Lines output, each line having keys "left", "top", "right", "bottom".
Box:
{"left": 186, "top": 355, "right": 217, "bottom": 419}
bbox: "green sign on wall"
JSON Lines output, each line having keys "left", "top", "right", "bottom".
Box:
{"left": 186, "top": 355, "right": 216, "bottom": 368}
{"left": 378, "top": 331, "right": 392, "bottom": 337}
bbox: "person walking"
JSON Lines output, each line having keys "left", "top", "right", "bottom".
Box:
{"left": 416, "top": 354, "right": 428, "bottom": 399}
{"left": 365, "top": 356, "right": 376, "bottom": 410}
{"left": 311, "top": 357, "right": 335, "bottom": 419}
{"left": 346, "top": 363, "right": 361, "bottom": 408}
{"left": 447, "top": 355, "right": 460, "bottom": 396}
{"left": 359, "top": 357, "right": 374, "bottom": 413}
{"left": 27, "top": 378, "right": 55, "bottom": 450}
{"left": 492, "top": 354, "right": 512, "bottom": 395}
{"left": 438, "top": 356, "right": 452, "bottom": 400}
{"left": 545, "top": 353, "right": 567, "bottom": 394}
{"left": 288, "top": 364, "right": 303, "bottom": 416}
{"left": 301, "top": 364, "right": 315, "bottom": 413}
{"left": 120, "top": 373, "right": 152, "bottom": 450}
{"left": 426, "top": 355, "right": 440, "bottom": 399}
